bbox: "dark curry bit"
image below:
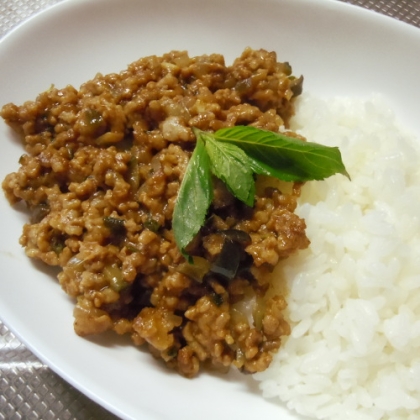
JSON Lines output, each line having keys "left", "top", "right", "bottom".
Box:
{"left": 1, "top": 48, "right": 309, "bottom": 377}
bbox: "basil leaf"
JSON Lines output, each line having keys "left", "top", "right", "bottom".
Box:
{"left": 172, "top": 137, "right": 213, "bottom": 257}
{"left": 214, "top": 126, "right": 350, "bottom": 181}
{"left": 173, "top": 125, "right": 350, "bottom": 258}
{"left": 201, "top": 131, "right": 255, "bottom": 207}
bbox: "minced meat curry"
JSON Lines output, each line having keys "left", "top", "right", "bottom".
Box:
{"left": 1, "top": 48, "right": 309, "bottom": 377}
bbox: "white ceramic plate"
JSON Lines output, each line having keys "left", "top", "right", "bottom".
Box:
{"left": 1, "top": 1, "right": 420, "bottom": 419}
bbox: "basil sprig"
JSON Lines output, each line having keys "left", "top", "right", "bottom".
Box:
{"left": 173, "top": 126, "right": 349, "bottom": 257}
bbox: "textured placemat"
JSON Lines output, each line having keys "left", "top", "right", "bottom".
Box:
{"left": 1, "top": 0, "right": 420, "bottom": 419}
{"left": 0, "top": 0, "right": 62, "bottom": 38}
{"left": 0, "top": 323, "right": 117, "bottom": 420}
{"left": 2, "top": 0, "right": 420, "bottom": 38}
{"left": 343, "top": 0, "right": 420, "bottom": 27}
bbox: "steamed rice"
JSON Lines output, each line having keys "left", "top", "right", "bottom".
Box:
{"left": 254, "top": 94, "right": 420, "bottom": 420}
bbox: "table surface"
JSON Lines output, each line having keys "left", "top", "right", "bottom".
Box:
{"left": 1, "top": 0, "right": 420, "bottom": 419}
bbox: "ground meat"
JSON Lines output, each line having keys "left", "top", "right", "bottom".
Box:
{"left": 1, "top": 48, "right": 309, "bottom": 377}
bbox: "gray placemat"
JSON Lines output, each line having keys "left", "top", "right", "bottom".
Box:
{"left": 0, "top": 0, "right": 62, "bottom": 38}
{"left": 1, "top": 0, "right": 420, "bottom": 419}
{"left": 343, "top": 0, "right": 420, "bottom": 27}
{"left": 0, "top": 323, "right": 116, "bottom": 420}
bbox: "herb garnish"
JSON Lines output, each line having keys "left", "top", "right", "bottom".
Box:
{"left": 173, "top": 126, "right": 349, "bottom": 257}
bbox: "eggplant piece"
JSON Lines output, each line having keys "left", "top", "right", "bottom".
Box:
{"left": 103, "top": 216, "right": 126, "bottom": 245}
{"left": 210, "top": 239, "right": 241, "bottom": 281}
{"left": 220, "top": 229, "right": 251, "bottom": 247}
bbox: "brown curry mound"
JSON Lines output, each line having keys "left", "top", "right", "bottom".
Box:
{"left": 1, "top": 48, "right": 309, "bottom": 377}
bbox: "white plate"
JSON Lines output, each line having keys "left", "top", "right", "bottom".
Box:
{"left": 1, "top": 1, "right": 420, "bottom": 419}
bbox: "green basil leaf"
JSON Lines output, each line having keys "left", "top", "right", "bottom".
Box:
{"left": 172, "top": 137, "right": 213, "bottom": 257}
{"left": 173, "top": 125, "right": 350, "bottom": 258}
{"left": 201, "top": 131, "right": 255, "bottom": 207}
{"left": 214, "top": 125, "right": 350, "bottom": 181}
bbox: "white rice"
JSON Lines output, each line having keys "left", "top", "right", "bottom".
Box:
{"left": 253, "top": 94, "right": 420, "bottom": 420}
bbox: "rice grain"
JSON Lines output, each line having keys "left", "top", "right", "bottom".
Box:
{"left": 254, "top": 94, "right": 420, "bottom": 420}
